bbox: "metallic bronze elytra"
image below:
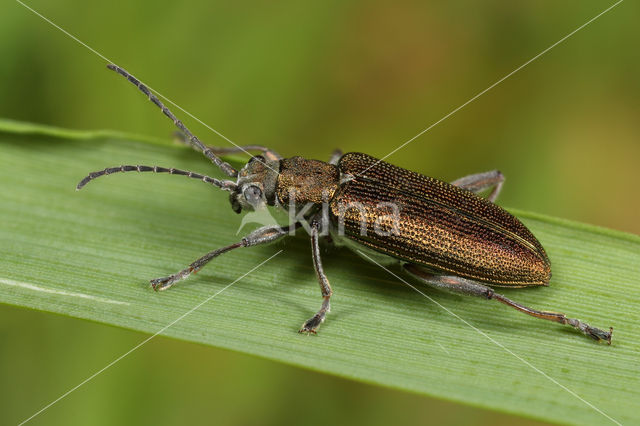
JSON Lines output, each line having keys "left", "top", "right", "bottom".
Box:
{"left": 331, "top": 153, "right": 551, "bottom": 286}
{"left": 77, "top": 64, "right": 612, "bottom": 344}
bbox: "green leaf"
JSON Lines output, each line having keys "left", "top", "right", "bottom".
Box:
{"left": 1, "top": 119, "right": 638, "bottom": 425}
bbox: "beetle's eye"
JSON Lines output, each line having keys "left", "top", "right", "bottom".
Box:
{"left": 243, "top": 185, "right": 262, "bottom": 204}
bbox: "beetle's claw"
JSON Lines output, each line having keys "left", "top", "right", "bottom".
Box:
{"left": 588, "top": 326, "right": 613, "bottom": 345}
{"left": 565, "top": 318, "right": 613, "bottom": 344}
{"left": 150, "top": 266, "right": 195, "bottom": 291}
{"left": 298, "top": 315, "right": 323, "bottom": 334}
{"left": 575, "top": 321, "right": 613, "bottom": 344}
{"left": 150, "top": 275, "right": 178, "bottom": 291}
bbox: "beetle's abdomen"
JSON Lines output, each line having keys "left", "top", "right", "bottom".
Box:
{"left": 330, "top": 153, "right": 551, "bottom": 286}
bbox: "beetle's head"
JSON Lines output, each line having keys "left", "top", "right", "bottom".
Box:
{"left": 229, "top": 155, "right": 280, "bottom": 213}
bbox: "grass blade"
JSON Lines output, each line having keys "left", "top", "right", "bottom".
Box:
{"left": 1, "top": 119, "right": 638, "bottom": 425}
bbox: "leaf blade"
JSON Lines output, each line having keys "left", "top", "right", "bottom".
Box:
{"left": 1, "top": 120, "right": 638, "bottom": 425}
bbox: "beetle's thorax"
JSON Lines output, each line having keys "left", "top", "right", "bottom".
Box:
{"left": 276, "top": 157, "right": 340, "bottom": 207}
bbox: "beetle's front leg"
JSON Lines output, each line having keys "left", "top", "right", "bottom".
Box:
{"left": 150, "top": 224, "right": 292, "bottom": 291}
{"left": 299, "top": 219, "right": 333, "bottom": 334}
{"left": 451, "top": 170, "right": 504, "bottom": 202}
{"left": 403, "top": 264, "right": 612, "bottom": 344}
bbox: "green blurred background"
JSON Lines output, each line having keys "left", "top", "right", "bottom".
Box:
{"left": 1, "top": 1, "right": 637, "bottom": 425}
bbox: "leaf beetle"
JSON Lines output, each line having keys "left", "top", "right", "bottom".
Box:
{"left": 77, "top": 64, "right": 612, "bottom": 343}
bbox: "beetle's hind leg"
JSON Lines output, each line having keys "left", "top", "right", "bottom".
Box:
{"left": 403, "top": 264, "right": 612, "bottom": 344}
{"left": 451, "top": 170, "right": 504, "bottom": 202}
{"left": 150, "top": 225, "right": 291, "bottom": 291}
{"left": 173, "top": 131, "right": 282, "bottom": 161}
{"left": 299, "top": 219, "right": 333, "bottom": 334}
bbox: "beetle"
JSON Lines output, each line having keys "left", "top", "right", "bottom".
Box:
{"left": 78, "top": 64, "right": 612, "bottom": 343}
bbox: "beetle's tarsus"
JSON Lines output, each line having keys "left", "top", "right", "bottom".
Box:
{"left": 150, "top": 273, "right": 183, "bottom": 291}
{"left": 581, "top": 323, "right": 613, "bottom": 344}
{"left": 150, "top": 267, "right": 194, "bottom": 291}
{"left": 299, "top": 314, "right": 324, "bottom": 334}
{"left": 563, "top": 318, "right": 612, "bottom": 344}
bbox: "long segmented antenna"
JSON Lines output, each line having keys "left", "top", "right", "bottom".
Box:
{"left": 107, "top": 64, "right": 238, "bottom": 178}
{"left": 76, "top": 165, "right": 237, "bottom": 191}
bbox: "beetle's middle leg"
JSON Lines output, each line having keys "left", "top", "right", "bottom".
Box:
{"left": 299, "top": 219, "right": 333, "bottom": 334}
{"left": 328, "top": 149, "right": 343, "bottom": 165}
{"left": 150, "top": 224, "right": 294, "bottom": 291}
{"left": 451, "top": 170, "right": 504, "bottom": 202}
{"left": 403, "top": 264, "right": 612, "bottom": 343}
